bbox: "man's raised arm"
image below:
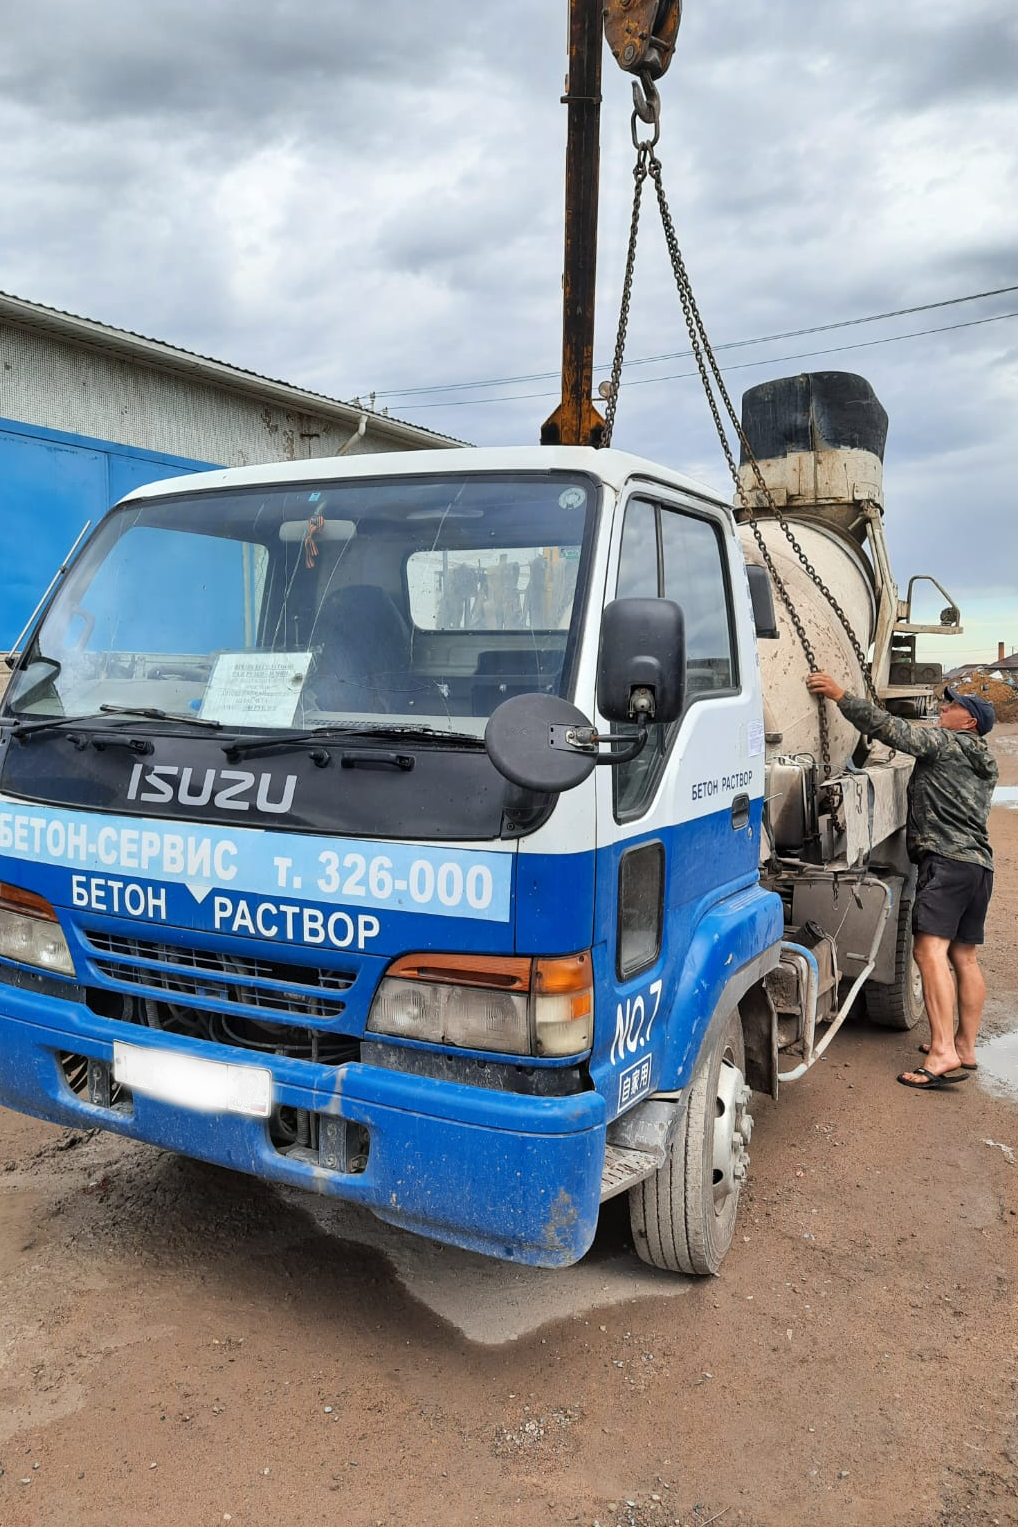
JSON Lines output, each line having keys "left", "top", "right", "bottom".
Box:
{"left": 805, "top": 672, "right": 947, "bottom": 759}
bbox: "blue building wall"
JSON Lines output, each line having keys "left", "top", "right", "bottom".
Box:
{"left": 0, "top": 415, "right": 217, "bottom": 649}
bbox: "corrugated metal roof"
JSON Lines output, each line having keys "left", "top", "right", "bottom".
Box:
{"left": 0, "top": 290, "right": 467, "bottom": 450}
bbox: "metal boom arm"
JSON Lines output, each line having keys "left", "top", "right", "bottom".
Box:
{"left": 541, "top": 0, "right": 682, "bottom": 448}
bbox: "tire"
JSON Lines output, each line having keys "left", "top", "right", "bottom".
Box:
{"left": 629, "top": 1009, "right": 752, "bottom": 1275}
{"left": 866, "top": 898, "right": 926, "bottom": 1030}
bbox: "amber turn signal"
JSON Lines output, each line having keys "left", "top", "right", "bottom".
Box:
{"left": 0, "top": 882, "right": 58, "bottom": 921}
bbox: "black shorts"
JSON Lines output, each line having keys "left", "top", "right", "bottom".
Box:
{"left": 913, "top": 853, "right": 994, "bottom": 945}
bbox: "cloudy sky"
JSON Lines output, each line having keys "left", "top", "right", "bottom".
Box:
{"left": 2, "top": 0, "right": 1016, "bottom": 660}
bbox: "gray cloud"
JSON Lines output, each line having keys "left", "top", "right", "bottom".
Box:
{"left": 2, "top": 0, "right": 1016, "bottom": 641}
{"left": 866, "top": 12, "right": 1018, "bottom": 113}
{"left": 0, "top": 3, "right": 501, "bottom": 127}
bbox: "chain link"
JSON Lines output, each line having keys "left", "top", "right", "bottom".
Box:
{"left": 600, "top": 125, "right": 880, "bottom": 781}
{"left": 602, "top": 144, "right": 649, "bottom": 447}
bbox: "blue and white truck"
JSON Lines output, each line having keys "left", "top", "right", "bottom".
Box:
{"left": 0, "top": 370, "right": 962, "bottom": 1273}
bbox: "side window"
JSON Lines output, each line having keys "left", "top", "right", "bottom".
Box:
{"left": 615, "top": 500, "right": 659, "bottom": 601}
{"left": 613, "top": 498, "right": 735, "bottom": 819}
{"left": 617, "top": 841, "right": 664, "bottom": 978}
{"left": 613, "top": 500, "right": 667, "bottom": 816}
{"left": 660, "top": 510, "right": 735, "bottom": 694}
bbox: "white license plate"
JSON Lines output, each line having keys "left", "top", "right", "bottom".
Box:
{"left": 112, "top": 1042, "right": 273, "bottom": 1119}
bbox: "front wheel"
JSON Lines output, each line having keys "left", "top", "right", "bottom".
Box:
{"left": 629, "top": 1009, "right": 753, "bottom": 1275}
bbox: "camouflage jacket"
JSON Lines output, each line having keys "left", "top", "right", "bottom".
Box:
{"left": 838, "top": 694, "right": 998, "bottom": 870}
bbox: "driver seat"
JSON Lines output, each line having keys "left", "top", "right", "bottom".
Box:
{"left": 313, "top": 585, "right": 431, "bottom": 714}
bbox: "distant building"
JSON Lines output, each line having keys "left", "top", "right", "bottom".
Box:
{"left": 0, "top": 290, "right": 460, "bottom": 646}
{"left": 944, "top": 663, "right": 986, "bottom": 681}
{"left": 945, "top": 643, "right": 1018, "bottom": 687}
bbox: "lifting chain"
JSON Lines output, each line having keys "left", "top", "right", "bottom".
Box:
{"left": 602, "top": 139, "right": 649, "bottom": 447}
{"left": 601, "top": 81, "right": 880, "bottom": 781}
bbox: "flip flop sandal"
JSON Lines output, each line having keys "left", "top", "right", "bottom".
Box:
{"left": 898, "top": 1066, "right": 970, "bottom": 1090}
{"left": 919, "top": 1044, "right": 977, "bottom": 1070}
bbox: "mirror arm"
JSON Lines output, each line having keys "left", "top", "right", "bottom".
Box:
{"left": 562, "top": 722, "right": 649, "bottom": 766}
{"left": 596, "top": 726, "right": 648, "bottom": 764}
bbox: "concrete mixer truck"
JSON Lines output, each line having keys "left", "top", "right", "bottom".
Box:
{"left": 0, "top": 367, "right": 962, "bottom": 1277}
{"left": 0, "top": 4, "right": 964, "bottom": 1276}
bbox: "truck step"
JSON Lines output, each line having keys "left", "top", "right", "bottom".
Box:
{"left": 600, "top": 1143, "right": 660, "bottom": 1202}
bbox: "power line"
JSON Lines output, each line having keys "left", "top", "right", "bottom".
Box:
{"left": 368, "top": 283, "right": 1018, "bottom": 400}
{"left": 396, "top": 307, "right": 1018, "bottom": 410}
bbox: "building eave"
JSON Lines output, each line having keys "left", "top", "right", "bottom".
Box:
{"left": 0, "top": 290, "right": 466, "bottom": 450}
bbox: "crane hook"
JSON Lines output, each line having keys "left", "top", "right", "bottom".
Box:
{"left": 631, "top": 72, "right": 661, "bottom": 148}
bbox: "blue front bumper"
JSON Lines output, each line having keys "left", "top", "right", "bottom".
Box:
{"left": 0, "top": 990, "right": 607, "bottom": 1268}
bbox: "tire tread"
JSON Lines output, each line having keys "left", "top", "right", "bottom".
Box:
{"left": 630, "top": 1010, "right": 744, "bottom": 1276}
{"left": 867, "top": 898, "right": 926, "bottom": 1030}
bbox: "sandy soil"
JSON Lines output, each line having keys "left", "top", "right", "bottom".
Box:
{"left": 1, "top": 728, "right": 1016, "bottom": 1527}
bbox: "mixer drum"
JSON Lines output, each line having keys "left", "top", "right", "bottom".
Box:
{"left": 739, "top": 518, "right": 877, "bottom": 773}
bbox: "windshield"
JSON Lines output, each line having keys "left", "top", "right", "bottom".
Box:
{"left": 4, "top": 471, "right": 598, "bottom": 735}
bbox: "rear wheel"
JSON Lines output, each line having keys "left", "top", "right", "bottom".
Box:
{"left": 629, "top": 1009, "right": 752, "bottom": 1275}
{"left": 866, "top": 898, "right": 926, "bottom": 1030}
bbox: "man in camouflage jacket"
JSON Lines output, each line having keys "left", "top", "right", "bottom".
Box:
{"left": 806, "top": 674, "right": 997, "bottom": 1091}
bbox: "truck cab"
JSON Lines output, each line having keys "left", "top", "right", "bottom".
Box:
{"left": 0, "top": 446, "right": 781, "bottom": 1271}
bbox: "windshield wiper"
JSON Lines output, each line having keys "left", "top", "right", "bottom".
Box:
{"left": 223, "top": 724, "right": 486, "bottom": 761}
{"left": 6, "top": 705, "right": 224, "bottom": 744}
{"left": 7, "top": 712, "right": 106, "bottom": 741}
{"left": 99, "top": 705, "right": 222, "bottom": 729}
{"left": 332, "top": 725, "right": 485, "bottom": 745}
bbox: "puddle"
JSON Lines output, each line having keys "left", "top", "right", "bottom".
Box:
{"left": 981, "top": 792, "right": 1018, "bottom": 1089}
{"left": 977, "top": 1029, "right": 1018, "bottom": 1099}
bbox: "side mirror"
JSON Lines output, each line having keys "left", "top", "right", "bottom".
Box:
{"left": 596, "top": 598, "right": 685, "bottom": 725}
{"left": 746, "top": 564, "right": 779, "bottom": 639}
{"left": 485, "top": 693, "right": 598, "bottom": 794}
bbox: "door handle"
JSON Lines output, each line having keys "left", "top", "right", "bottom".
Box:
{"left": 731, "top": 793, "right": 750, "bottom": 830}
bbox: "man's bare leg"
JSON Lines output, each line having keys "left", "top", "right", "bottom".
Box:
{"left": 947, "top": 942, "right": 985, "bottom": 1068}
{"left": 905, "top": 932, "right": 962, "bottom": 1080}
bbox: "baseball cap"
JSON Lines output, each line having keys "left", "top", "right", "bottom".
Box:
{"left": 944, "top": 686, "right": 995, "bottom": 736}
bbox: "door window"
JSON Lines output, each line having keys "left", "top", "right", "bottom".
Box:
{"left": 614, "top": 498, "right": 736, "bottom": 818}
{"left": 660, "top": 510, "right": 735, "bottom": 693}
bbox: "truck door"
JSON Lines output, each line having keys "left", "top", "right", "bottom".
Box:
{"left": 591, "top": 492, "right": 763, "bottom": 1118}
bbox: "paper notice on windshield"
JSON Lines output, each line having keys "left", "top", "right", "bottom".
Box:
{"left": 200, "top": 652, "right": 312, "bottom": 727}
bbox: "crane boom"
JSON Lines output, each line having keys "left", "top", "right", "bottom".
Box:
{"left": 541, "top": 0, "right": 682, "bottom": 447}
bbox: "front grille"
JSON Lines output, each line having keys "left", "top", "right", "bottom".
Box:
{"left": 81, "top": 929, "right": 361, "bottom": 1068}
{"left": 85, "top": 931, "right": 354, "bottom": 1021}
{"left": 83, "top": 985, "right": 360, "bottom": 1068}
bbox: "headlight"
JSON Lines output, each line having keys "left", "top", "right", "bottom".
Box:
{"left": 372, "top": 977, "right": 531, "bottom": 1054}
{"left": 0, "top": 883, "right": 75, "bottom": 976}
{"left": 367, "top": 951, "right": 593, "bottom": 1058}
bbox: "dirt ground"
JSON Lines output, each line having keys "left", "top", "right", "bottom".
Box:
{"left": 1, "top": 732, "right": 1017, "bottom": 1527}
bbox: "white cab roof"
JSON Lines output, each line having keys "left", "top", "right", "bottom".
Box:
{"left": 121, "top": 444, "right": 729, "bottom": 512}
